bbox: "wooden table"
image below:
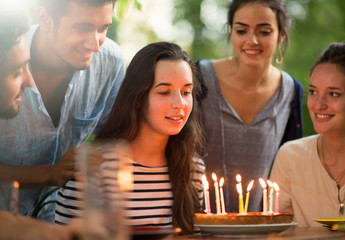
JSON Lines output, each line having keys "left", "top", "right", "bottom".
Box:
{"left": 164, "top": 227, "right": 345, "bottom": 240}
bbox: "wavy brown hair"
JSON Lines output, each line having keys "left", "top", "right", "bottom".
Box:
{"left": 96, "top": 42, "right": 204, "bottom": 234}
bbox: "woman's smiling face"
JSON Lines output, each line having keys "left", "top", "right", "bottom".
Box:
{"left": 141, "top": 60, "right": 193, "bottom": 138}
{"left": 308, "top": 63, "right": 345, "bottom": 135}
{"left": 231, "top": 2, "right": 282, "bottom": 67}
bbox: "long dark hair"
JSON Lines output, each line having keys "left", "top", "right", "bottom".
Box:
{"left": 227, "top": 0, "right": 290, "bottom": 55}
{"left": 96, "top": 42, "right": 204, "bottom": 234}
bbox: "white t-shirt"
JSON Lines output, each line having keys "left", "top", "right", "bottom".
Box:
{"left": 270, "top": 135, "right": 345, "bottom": 227}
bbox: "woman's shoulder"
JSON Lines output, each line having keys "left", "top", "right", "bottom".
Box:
{"left": 280, "top": 70, "right": 303, "bottom": 89}
{"left": 197, "top": 58, "right": 230, "bottom": 70}
{"left": 196, "top": 59, "right": 213, "bottom": 72}
{"left": 280, "top": 134, "right": 319, "bottom": 152}
{"left": 197, "top": 58, "right": 236, "bottom": 85}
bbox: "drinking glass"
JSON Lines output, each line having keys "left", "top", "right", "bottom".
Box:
{"left": 0, "top": 181, "right": 19, "bottom": 214}
{"left": 77, "top": 142, "right": 133, "bottom": 240}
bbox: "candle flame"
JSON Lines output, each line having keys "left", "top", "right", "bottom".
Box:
{"left": 205, "top": 180, "right": 209, "bottom": 190}
{"left": 212, "top": 173, "right": 218, "bottom": 181}
{"left": 273, "top": 182, "right": 279, "bottom": 191}
{"left": 202, "top": 175, "right": 209, "bottom": 190}
{"left": 219, "top": 177, "right": 224, "bottom": 187}
{"left": 13, "top": 181, "right": 19, "bottom": 189}
{"left": 266, "top": 179, "right": 273, "bottom": 188}
{"left": 247, "top": 180, "right": 254, "bottom": 192}
{"left": 236, "top": 174, "right": 242, "bottom": 182}
{"left": 259, "top": 178, "right": 267, "bottom": 188}
{"left": 202, "top": 175, "right": 207, "bottom": 184}
{"left": 118, "top": 168, "right": 133, "bottom": 191}
{"left": 236, "top": 183, "right": 242, "bottom": 194}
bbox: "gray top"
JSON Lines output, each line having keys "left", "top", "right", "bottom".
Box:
{"left": 199, "top": 59, "right": 294, "bottom": 213}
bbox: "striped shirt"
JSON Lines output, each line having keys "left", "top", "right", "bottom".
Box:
{"left": 55, "top": 152, "right": 205, "bottom": 228}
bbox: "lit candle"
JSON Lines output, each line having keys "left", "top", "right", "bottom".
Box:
{"left": 236, "top": 174, "right": 242, "bottom": 192}
{"left": 267, "top": 180, "right": 274, "bottom": 214}
{"left": 212, "top": 173, "right": 221, "bottom": 214}
{"left": 12, "top": 181, "right": 19, "bottom": 215}
{"left": 273, "top": 182, "right": 280, "bottom": 214}
{"left": 202, "top": 175, "right": 211, "bottom": 214}
{"left": 259, "top": 178, "right": 268, "bottom": 214}
{"left": 236, "top": 183, "right": 244, "bottom": 214}
{"left": 244, "top": 180, "right": 254, "bottom": 213}
{"left": 236, "top": 174, "right": 243, "bottom": 213}
{"left": 219, "top": 177, "right": 226, "bottom": 214}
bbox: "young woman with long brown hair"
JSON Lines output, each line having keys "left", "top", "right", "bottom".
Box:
{"left": 56, "top": 42, "right": 205, "bottom": 234}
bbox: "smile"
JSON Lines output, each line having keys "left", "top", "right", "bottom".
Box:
{"left": 166, "top": 116, "right": 183, "bottom": 121}
{"left": 77, "top": 49, "right": 93, "bottom": 58}
{"left": 315, "top": 113, "right": 333, "bottom": 119}
{"left": 14, "top": 96, "right": 22, "bottom": 104}
{"left": 243, "top": 49, "right": 261, "bottom": 55}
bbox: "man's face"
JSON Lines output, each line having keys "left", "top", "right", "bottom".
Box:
{"left": 0, "top": 35, "right": 33, "bottom": 119}
{"left": 48, "top": 2, "right": 114, "bottom": 70}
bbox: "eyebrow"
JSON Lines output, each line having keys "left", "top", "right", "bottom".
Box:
{"left": 8, "top": 59, "right": 30, "bottom": 72}
{"left": 153, "top": 82, "right": 193, "bottom": 88}
{"left": 73, "top": 22, "right": 112, "bottom": 29}
{"left": 309, "top": 84, "right": 343, "bottom": 90}
{"left": 234, "top": 22, "right": 273, "bottom": 27}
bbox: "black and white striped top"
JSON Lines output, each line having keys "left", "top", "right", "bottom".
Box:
{"left": 55, "top": 152, "right": 205, "bottom": 228}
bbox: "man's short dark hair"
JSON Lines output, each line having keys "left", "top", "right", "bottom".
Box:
{"left": 0, "top": 4, "right": 29, "bottom": 69}
{"left": 39, "top": 0, "right": 116, "bottom": 21}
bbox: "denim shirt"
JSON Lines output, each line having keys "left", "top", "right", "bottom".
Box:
{"left": 0, "top": 25, "right": 125, "bottom": 221}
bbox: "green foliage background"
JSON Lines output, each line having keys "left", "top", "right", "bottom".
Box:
{"left": 111, "top": 0, "right": 345, "bottom": 137}
{"left": 25, "top": 0, "right": 345, "bottom": 137}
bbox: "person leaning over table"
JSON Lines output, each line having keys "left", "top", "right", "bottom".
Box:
{"left": 195, "top": 0, "right": 303, "bottom": 213}
{"left": 270, "top": 41, "right": 345, "bottom": 227}
{"left": 0, "top": 3, "right": 33, "bottom": 119}
{"left": 0, "top": 0, "right": 125, "bottom": 222}
{"left": 0, "top": 3, "right": 80, "bottom": 240}
{"left": 55, "top": 42, "right": 205, "bottom": 235}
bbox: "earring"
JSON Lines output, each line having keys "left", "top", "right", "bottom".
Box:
{"left": 275, "top": 44, "right": 283, "bottom": 64}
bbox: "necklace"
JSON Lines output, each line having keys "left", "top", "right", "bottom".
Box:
{"left": 320, "top": 136, "right": 345, "bottom": 214}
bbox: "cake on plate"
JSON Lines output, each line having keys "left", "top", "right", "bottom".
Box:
{"left": 194, "top": 212, "right": 293, "bottom": 225}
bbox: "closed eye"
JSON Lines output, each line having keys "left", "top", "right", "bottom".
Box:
{"left": 12, "top": 68, "right": 24, "bottom": 79}
{"left": 158, "top": 91, "right": 170, "bottom": 95}
{"left": 98, "top": 25, "right": 112, "bottom": 33}
{"left": 260, "top": 30, "right": 272, "bottom": 36}
{"left": 235, "top": 29, "right": 246, "bottom": 35}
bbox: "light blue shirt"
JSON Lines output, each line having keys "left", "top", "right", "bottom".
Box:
{"left": 0, "top": 25, "right": 125, "bottom": 221}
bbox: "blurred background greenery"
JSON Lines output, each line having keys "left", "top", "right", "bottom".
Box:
{"left": 23, "top": 0, "right": 345, "bottom": 136}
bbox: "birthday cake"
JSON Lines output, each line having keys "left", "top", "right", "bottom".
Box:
{"left": 194, "top": 212, "right": 293, "bottom": 225}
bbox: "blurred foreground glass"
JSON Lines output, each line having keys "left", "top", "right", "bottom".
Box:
{"left": 0, "top": 181, "right": 19, "bottom": 214}
{"left": 77, "top": 141, "right": 133, "bottom": 240}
